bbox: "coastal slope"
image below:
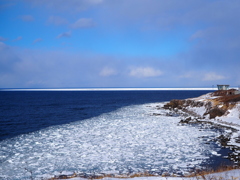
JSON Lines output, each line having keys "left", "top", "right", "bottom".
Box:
{"left": 163, "top": 89, "right": 240, "bottom": 163}
{"left": 164, "top": 90, "right": 240, "bottom": 121}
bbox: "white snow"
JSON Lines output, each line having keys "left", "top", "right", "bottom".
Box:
{"left": 179, "top": 93, "right": 240, "bottom": 157}
{"left": 186, "top": 106, "right": 206, "bottom": 117}
{"left": 219, "top": 103, "right": 240, "bottom": 124}
{"left": 0, "top": 103, "right": 227, "bottom": 180}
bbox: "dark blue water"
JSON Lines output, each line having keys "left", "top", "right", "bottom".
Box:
{"left": 0, "top": 90, "right": 213, "bottom": 141}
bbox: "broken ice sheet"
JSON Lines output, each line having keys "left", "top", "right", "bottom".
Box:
{"left": 0, "top": 103, "right": 227, "bottom": 179}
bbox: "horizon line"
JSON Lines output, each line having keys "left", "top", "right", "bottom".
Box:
{"left": 0, "top": 87, "right": 221, "bottom": 91}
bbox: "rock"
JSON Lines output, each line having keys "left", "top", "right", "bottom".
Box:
{"left": 186, "top": 117, "right": 191, "bottom": 121}
{"left": 208, "top": 108, "right": 226, "bottom": 119}
{"left": 152, "top": 113, "right": 162, "bottom": 116}
{"left": 180, "top": 117, "right": 192, "bottom": 123}
{"left": 163, "top": 99, "right": 184, "bottom": 110}
{"left": 56, "top": 175, "right": 69, "bottom": 179}
{"left": 218, "top": 134, "right": 230, "bottom": 147}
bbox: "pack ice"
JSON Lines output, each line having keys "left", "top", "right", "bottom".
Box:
{"left": 0, "top": 103, "right": 225, "bottom": 179}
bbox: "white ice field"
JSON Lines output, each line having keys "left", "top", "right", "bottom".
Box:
{"left": 0, "top": 103, "right": 227, "bottom": 179}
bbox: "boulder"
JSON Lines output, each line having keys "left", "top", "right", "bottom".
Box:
{"left": 207, "top": 107, "right": 226, "bottom": 119}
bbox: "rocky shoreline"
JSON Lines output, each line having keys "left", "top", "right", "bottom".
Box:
{"left": 162, "top": 89, "right": 240, "bottom": 166}
{"left": 47, "top": 91, "right": 240, "bottom": 180}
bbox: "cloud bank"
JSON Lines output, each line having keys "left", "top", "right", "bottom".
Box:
{"left": 0, "top": 0, "right": 240, "bottom": 88}
{"left": 47, "top": 16, "right": 68, "bottom": 26}
{"left": 99, "top": 67, "right": 117, "bottom": 77}
{"left": 129, "top": 67, "right": 163, "bottom": 78}
{"left": 19, "top": 15, "right": 34, "bottom": 22}
{"left": 33, "top": 38, "right": 42, "bottom": 44}
{"left": 57, "top": 31, "right": 71, "bottom": 39}
{"left": 71, "top": 18, "right": 95, "bottom": 29}
{"left": 0, "top": 42, "right": 238, "bottom": 88}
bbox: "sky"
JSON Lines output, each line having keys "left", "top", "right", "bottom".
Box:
{"left": 0, "top": 0, "right": 240, "bottom": 88}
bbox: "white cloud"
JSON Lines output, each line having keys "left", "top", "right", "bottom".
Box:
{"left": 0, "top": 41, "right": 6, "bottom": 47}
{"left": 19, "top": 15, "right": 34, "bottom": 22}
{"left": 13, "top": 36, "right": 22, "bottom": 42}
{"left": 129, "top": 67, "right": 163, "bottom": 78}
{"left": 89, "top": 0, "right": 104, "bottom": 4}
{"left": 99, "top": 67, "right": 117, "bottom": 77}
{"left": 57, "top": 31, "right": 71, "bottom": 39}
{"left": 26, "top": 0, "right": 104, "bottom": 12}
{"left": 179, "top": 72, "right": 195, "bottom": 79}
{"left": 71, "top": 18, "right": 95, "bottom": 29}
{"left": 33, "top": 38, "right": 43, "bottom": 44}
{"left": 0, "top": 36, "right": 8, "bottom": 41}
{"left": 190, "top": 30, "right": 205, "bottom": 41}
{"left": 190, "top": 27, "right": 225, "bottom": 41}
{"left": 203, "top": 72, "right": 226, "bottom": 81}
{"left": 47, "top": 16, "right": 68, "bottom": 26}
{"left": 0, "top": 3, "right": 15, "bottom": 10}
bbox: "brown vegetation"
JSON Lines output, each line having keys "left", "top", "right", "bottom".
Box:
{"left": 163, "top": 99, "right": 204, "bottom": 110}
{"left": 187, "top": 165, "right": 240, "bottom": 180}
{"left": 48, "top": 166, "right": 240, "bottom": 180}
{"left": 164, "top": 90, "right": 240, "bottom": 120}
{"left": 49, "top": 172, "right": 156, "bottom": 180}
{"left": 212, "top": 89, "right": 240, "bottom": 103}
{"left": 212, "top": 89, "right": 238, "bottom": 96}
{"left": 217, "top": 94, "right": 240, "bottom": 103}
{"left": 207, "top": 107, "right": 226, "bottom": 119}
{"left": 163, "top": 99, "right": 184, "bottom": 109}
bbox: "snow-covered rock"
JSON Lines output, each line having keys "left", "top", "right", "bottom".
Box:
{"left": 164, "top": 90, "right": 240, "bottom": 164}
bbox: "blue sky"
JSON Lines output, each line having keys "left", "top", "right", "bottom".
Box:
{"left": 0, "top": 0, "right": 240, "bottom": 88}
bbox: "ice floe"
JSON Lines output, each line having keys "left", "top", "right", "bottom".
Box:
{"left": 0, "top": 103, "right": 231, "bottom": 179}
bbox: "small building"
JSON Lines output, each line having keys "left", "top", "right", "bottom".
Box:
{"left": 217, "top": 85, "right": 229, "bottom": 90}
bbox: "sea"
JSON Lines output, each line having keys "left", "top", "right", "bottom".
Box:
{"left": 0, "top": 90, "right": 233, "bottom": 179}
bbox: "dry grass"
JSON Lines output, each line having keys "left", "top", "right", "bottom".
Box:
{"left": 212, "top": 90, "right": 240, "bottom": 103}
{"left": 201, "top": 92, "right": 240, "bottom": 119}
{"left": 48, "top": 166, "right": 240, "bottom": 180}
{"left": 187, "top": 165, "right": 240, "bottom": 180}
{"left": 217, "top": 94, "right": 240, "bottom": 103}
{"left": 48, "top": 171, "right": 156, "bottom": 180}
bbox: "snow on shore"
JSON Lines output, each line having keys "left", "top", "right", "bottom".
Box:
{"left": 60, "top": 169, "right": 240, "bottom": 180}
{"left": 183, "top": 92, "right": 240, "bottom": 150}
